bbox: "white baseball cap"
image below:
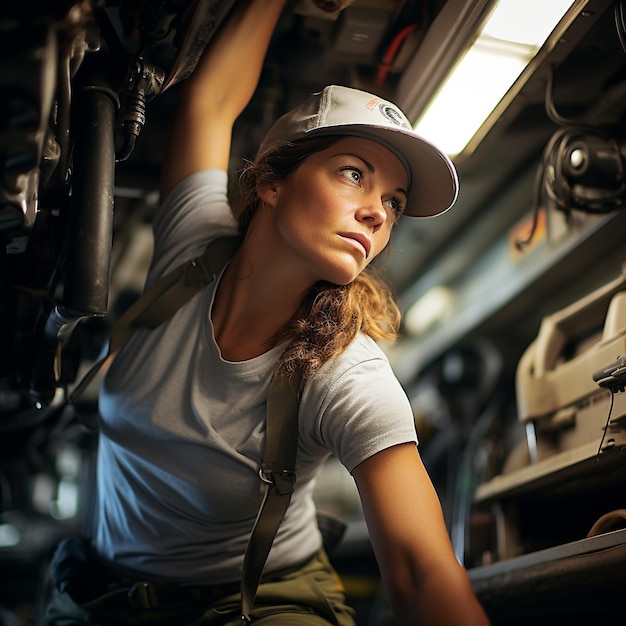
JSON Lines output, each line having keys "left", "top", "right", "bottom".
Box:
{"left": 257, "top": 85, "right": 458, "bottom": 218}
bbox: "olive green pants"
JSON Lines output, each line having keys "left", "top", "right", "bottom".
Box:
{"left": 44, "top": 549, "right": 356, "bottom": 626}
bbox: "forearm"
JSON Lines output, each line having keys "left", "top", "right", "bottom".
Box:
{"left": 353, "top": 445, "right": 490, "bottom": 626}
{"left": 161, "top": 0, "right": 286, "bottom": 196}
{"left": 181, "top": 0, "right": 287, "bottom": 121}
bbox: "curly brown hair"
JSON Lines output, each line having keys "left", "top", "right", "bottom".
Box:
{"left": 233, "top": 136, "right": 401, "bottom": 380}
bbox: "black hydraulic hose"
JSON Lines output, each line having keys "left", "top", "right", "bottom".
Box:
{"left": 63, "top": 84, "right": 116, "bottom": 316}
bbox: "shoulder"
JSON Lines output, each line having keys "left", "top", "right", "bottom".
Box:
{"left": 308, "top": 334, "right": 398, "bottom": 395}
{"left": 149, "top": 170, "right": 239, "bottom": 281}
{"left": 155, "top": 169, "right": 236, "bottom": 241}
{"left": 300, "top": 334, "right": 417, "bottom": 472}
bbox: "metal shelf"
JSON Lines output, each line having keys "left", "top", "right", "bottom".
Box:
{"left": 470, "top": 529, "right": 626, "bottom": 624}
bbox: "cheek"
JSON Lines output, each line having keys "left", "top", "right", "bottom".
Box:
{"left": 278, "top": 175, "right": 338, "bottom": 220}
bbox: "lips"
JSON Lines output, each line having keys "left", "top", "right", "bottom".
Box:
{"left": 339, "top": 232, "right": 371, "bottom": 259}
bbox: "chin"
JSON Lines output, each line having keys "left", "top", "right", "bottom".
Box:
{"left": 314, "top": 254, "right": 367, "bottom": 286}
{"left": 324, "top": 270, "right": 362, "bottom": 287}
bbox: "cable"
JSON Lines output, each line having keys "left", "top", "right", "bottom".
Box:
{"left": 550, "top": 127, "right": 624, "bottom": 213}
{"left": 514, "top": 126, "right": 574, "bottom": 250}
{"left": 545, "top": 65, "right": 580, "bottom": 126}
{"left": 514, "top": 153, "right": 548, "bottom": 251}
{"left": 595, "top": 390, "right": 615, "bottom": 461}
{"left": 450, "top": 395, "right": 504, "bottom": 566}
{"left": 375, "top": 24, "right": 418, "bottom": 87}
{"left": 517, "top": 122, "right": 625, "bottom": 252}
{"left": 614, "top": 0, "right": 626, "bottom": 55}
{"left": 587, "top": 508, "right": 626, "bottom": 537}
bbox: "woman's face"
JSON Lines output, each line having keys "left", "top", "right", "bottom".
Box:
{"left": 258, "top": 136, "right": 409, "bottom": 286}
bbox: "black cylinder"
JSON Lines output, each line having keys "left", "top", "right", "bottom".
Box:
{"left": 63, "top": 86, "right": 116, "bottom": 315}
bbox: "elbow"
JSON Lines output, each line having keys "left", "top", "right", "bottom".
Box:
{"left": 378, "top": 558, "right": 423, "bottom": 622}
{"left": 380, "top": 558, "right": 491, "bottom": 626}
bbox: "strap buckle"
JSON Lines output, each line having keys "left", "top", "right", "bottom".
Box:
{"left": 184, "top": 257, "right": 215, "bottom": 288}
{"left": 128, "top": 581, "right": 159, "bottom": 609}
{"left": 258, "top": 466, "right": 296, "bottom": 496}
{"left": 258, "top": 467, "right": 273, "bottom": 485}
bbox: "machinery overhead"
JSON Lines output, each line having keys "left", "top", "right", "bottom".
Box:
{"left": 1, "top": 1, "right": 626, "bottom": 624}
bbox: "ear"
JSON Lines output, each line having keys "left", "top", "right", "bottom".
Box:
{"left": 256, "top": 180, "right": 279, "bottom": 208}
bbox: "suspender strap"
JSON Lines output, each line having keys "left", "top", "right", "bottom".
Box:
{"left": 241, "top": 370, "right": 302, "bottom": 622}
{"left": 70, "top": 236, "right": 240, "bottom": 403}
{"left": 69, "top": 233, "right": 302, "bottom": 622}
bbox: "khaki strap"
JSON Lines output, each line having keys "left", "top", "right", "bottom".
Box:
{"left": 68, "top": 234, "right": 303, "bottom": 621}
{"left": 241, "top": 371, "right": 302, "bottom": 622}
{"left": 70, "top": 236, "right": 240, "bottom": 403}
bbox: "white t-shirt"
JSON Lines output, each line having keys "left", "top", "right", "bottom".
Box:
{"left": 96, "top": 170, "right": 418, "bottom": 584}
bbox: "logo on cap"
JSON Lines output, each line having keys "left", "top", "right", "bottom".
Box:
{"left": 379, "top": 104, "right": 410, "bottom": 129}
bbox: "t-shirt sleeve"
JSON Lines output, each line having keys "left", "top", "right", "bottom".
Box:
{"left": 147, "top": 170, "right": 238, "bottom": 285}
{"left": 301, "top": 341, "right": 418, "bottom": 474}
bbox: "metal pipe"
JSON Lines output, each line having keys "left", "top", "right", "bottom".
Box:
{"left": 63, "top": 84, "right": 116, "bottom": 316}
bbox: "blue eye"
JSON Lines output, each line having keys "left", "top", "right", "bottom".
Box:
{"left": 340, "top": 166, "right": 363, "bottom": 184}
{"left": 385, "top": 196, "right": 405, "bottom": 217}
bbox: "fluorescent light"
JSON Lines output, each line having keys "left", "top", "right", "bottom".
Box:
{"left": 414, "top": 0, "right": 575, "bottom": 156}
{"left": 415, "top": 39, "right": 531, "bottom": 155}
{"left": 482, "top": 0, "right": 575, "bottom": 45}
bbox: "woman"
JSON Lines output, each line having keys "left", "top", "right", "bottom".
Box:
{"left": 47, "top": 1, "right": 491, "bottom": 625}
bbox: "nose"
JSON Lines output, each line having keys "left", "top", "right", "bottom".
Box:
{"left": 355, "top": 195, "right": 386, "bottom": 231}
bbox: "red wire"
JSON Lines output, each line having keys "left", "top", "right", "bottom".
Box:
{"left": 375, "top": 23, "right": 418, "bottom": 86}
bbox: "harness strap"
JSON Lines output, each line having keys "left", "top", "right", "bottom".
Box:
{"left": 70, "top": 236, "right": 241, "bottom": 403}
{"left": 68, "top": 234, "right": 303, "bottom": 622}
{"left": 241, "top": 371, "right": 301, "bottom": 622}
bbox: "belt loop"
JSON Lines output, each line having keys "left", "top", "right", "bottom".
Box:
{"left": 128, "top": 581, "right": 159, "bottom": 608}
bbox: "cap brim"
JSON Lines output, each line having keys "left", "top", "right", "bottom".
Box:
{"left": 302, "top": 124, "right": 458, "bottom": 218}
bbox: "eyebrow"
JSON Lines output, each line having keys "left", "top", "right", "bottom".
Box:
{"left": 340, "top": 152, "right": 409, "bottom": 199}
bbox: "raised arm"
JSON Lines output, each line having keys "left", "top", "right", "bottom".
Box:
{"left": 160, "top": 0, "right": 286, "bottom": 198}
{"left": 352, "top": 442, "right": 491, "bottom": 626}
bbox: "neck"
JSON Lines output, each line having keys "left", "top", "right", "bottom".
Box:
{"left": 211, "top": 244, "right": 310, "bottom": 361}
